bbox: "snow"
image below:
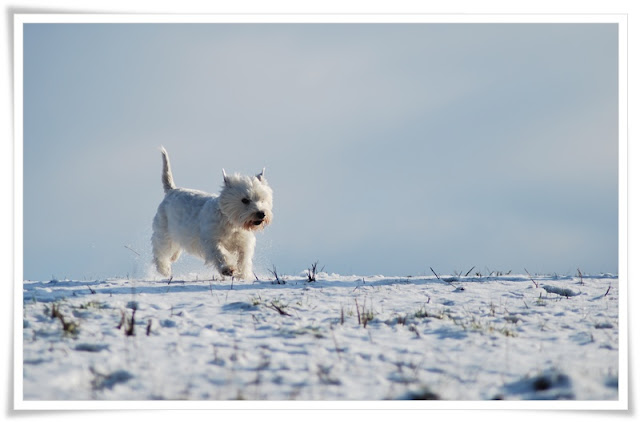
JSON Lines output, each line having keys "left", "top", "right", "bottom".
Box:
{"left": 20, "top": 272, "right": 620, "bottom": 406}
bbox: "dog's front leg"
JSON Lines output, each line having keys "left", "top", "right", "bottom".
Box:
{"left": 207, "top": 244, "right": 237, "bottom": 278}
{"left": 236, "top": 235, "right": 256, "bottom": 280}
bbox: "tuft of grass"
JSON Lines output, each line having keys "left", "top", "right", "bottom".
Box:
{"left": 413, "top": 306, "right": 429, "bottom": 319}
{"left": 50, "top": 304, "right": 79, "bottom": 335}
{"left": 268, "top": 266, "right": 285, "bottom": 285}
{"left": 283, "top": 325, "right": 325, "bottom": 339}
{"left": 408, "top": 324, "right": 421, "bottom": 339}
{"left": 355, "top": 298, "right": 375, "bottom": 328}
{"left": 117, "top": 305, "right": 137, "bottom": 336}
{"left": 267, "top": 299, "right": 291, "bottom": 316}
{"left": 498, "top": 325, "right": 518, "bottom": 337}
{"left": 306, "top": 260, "right": 324, "bottom": 282}
{"left": 362, "top": 310, "right": 375, "bottom": 327}
{"left": 395, "top": 314, "right": 409, "bottom": 326}
{"left": 78, "top": 300, "right": 108, "bottom": 310}
{"left": 534, "top": 292, "right": 547, "bottom": 306}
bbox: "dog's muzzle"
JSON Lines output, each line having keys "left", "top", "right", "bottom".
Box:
{"left": 253, "top": 211, "right": 266, "bottom": 225}
{"left": 245, "top": 211, "right": 269, "bottom": 229}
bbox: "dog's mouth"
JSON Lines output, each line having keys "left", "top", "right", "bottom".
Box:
{"left": 244, "top": 219, "right": 268, "bottom": 231}
{"left": 244, "top": 211, "right": 271, "bottom": 231}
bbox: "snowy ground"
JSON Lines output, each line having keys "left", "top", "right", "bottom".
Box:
{"left": 20, "top": 271, "right": 620, "bottom": 403}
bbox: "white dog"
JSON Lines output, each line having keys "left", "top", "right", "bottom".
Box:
{"left": 151, "top": 147, "right": 273, "bottom": 280}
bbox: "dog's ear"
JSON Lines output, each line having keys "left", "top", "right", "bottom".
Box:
{"left": 222, "top": 169, "right": 230, "bottom": 186}
{"left": 256, "top": 168, "right": 266, "bottom": 182}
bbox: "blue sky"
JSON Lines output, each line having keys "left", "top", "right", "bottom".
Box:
{"left": 22, "top": 23, "right": 619, "bottom": 280}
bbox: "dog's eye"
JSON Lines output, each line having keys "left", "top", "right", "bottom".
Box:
{"left": 242, "top": 198, "right": 250, "bottom": 205}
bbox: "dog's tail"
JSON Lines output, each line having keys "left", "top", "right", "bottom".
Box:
{"left": 160, "top": 146, "right": 176, "bottom": 193}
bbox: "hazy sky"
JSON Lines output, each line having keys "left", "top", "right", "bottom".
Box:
{"left": 22, "top": 22, "right": 619, "bottom": 280}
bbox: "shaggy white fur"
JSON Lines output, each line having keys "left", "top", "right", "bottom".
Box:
{"left": 151, "top": 147, "right": 273, "bottom": 280}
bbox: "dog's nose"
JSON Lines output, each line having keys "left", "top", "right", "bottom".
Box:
{"left": 256, "top": 211, "right": 266, "bottom": 219}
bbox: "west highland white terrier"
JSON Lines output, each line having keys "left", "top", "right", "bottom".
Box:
{"left": 151, "top": 147, "right": 273, "bottom": 280}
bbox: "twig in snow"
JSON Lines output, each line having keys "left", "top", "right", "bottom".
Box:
{"left": 267, "top": 301, "right": 291, "bottom": 316}
{"left": 116, "top": 311, "right": 125, "bottom": 330}
{"left": 577, "top": 268, "right": 584, "bottom": 285}
{"left": 524, "top": 268, "right": 539, "bottom": 288}
{"left": 431, "top": 267, "right": 458, "bottom": 287}
{"left": 268, "top": 266, "right": 285, "bottom": 285}
{"left": 125, "top": 307, "right": 136, "bottom": 336}
{"left": 464, "top": 266, "right": 475, "bottom": 277}
{"left": 124, "top": 245, "right": 141, "bottom": 256}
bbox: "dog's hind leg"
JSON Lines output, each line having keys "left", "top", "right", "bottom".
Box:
{"left": 170, "top": 249, "right": 181, "bottom": 263}
{"left": 152, "top": 209, "right": 178, "bottom": 277}
{"left": 152, "top": 237, "right": 175, "bottom": 277}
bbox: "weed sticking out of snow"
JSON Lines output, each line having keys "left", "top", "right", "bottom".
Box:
{"left": 21, "top": 273, "right": 619, "bottom": 401}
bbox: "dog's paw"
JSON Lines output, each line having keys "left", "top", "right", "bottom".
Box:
{"left": 221, "top": 266, "right": 236, "bottom": 277}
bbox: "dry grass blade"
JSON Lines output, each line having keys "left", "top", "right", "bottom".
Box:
{"left": 268, "top": 301, "right": 291, "bottom": 316}
{"left": 307, "top": 260, "right": 324, "bottom": 282}
{"left": 124, "top": 245, "right": 141, "bottom": 256}
{"left": 125, "top": 308, "right": 136, "bottom": 336}
{"left": 524, "top": 268, "right": 539, "bottom": 288}
{"left": 50, "top": 304, "right": 79, "bottom": 335}
{"left": 269, "top": 266, "right": 285, "bottom": 285}
{"left": 577, "top": 268, "right": 584, "bottom": 285}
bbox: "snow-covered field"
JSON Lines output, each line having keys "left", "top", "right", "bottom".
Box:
{"left": 20, "top": 271, "right": 620, "bottom": 405}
